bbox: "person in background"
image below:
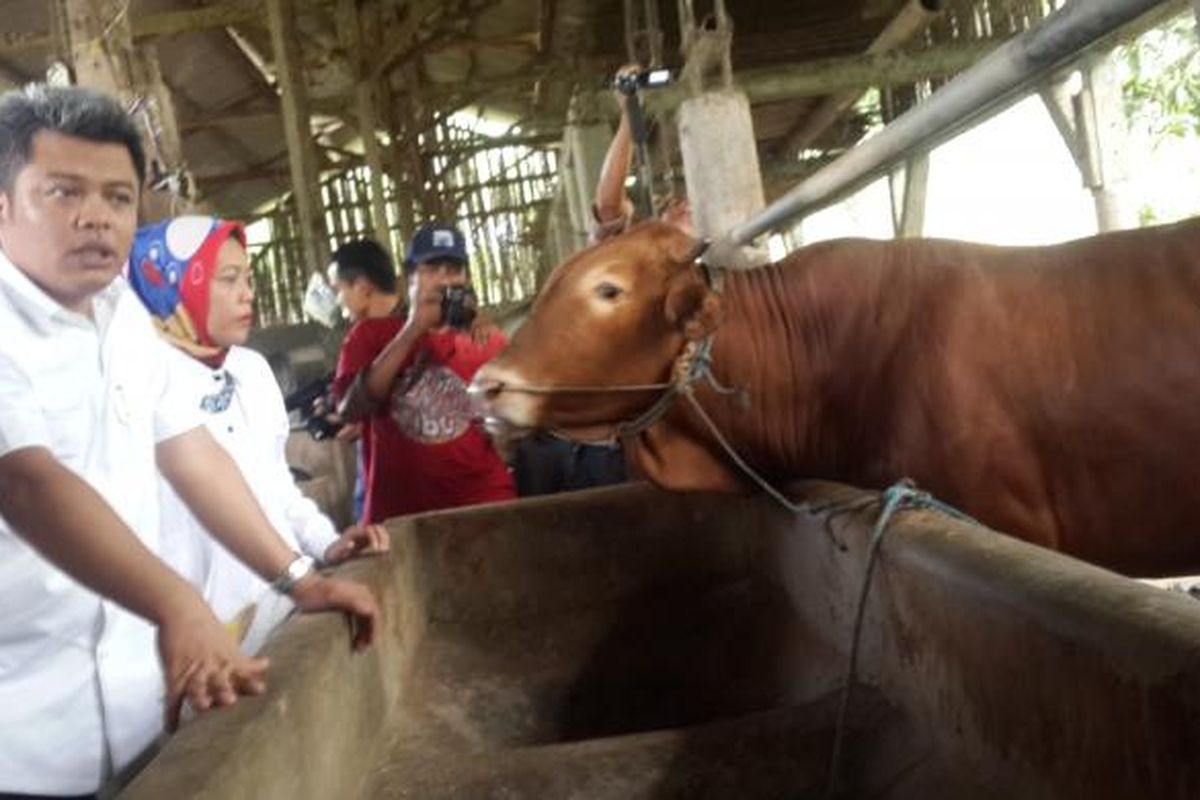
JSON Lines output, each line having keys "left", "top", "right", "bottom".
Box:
{"left": 335, "top": 223, "right": 515, "bottom": 521}
{"left": 128, "top": 216, "right": 389, "bottom": 626}
{"left": 328, "top": 238, "right": 404, "bottom": 324}
{"left": 326, "top": 238, "right": 404, "bottom": 522}
{"left": 0, "top": 84, "right": 378, "bottom": 799}
{"left": 591, "top": 62, "right": 693, "bottom": 244}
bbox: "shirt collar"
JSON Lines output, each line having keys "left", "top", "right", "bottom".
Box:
{"left": 0, "top": 245, "right": 126, "bottom": 333}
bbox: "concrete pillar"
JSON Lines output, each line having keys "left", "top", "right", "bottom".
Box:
{"left": 539, "top": 188, "right": 574, "bottom": 283}
{"left": 267, "top": 0, "right": 329, "bottom": 273}
{"left": 564, "top": 91, "right": 612, "bottom": 226}
{"left": 1040, "top": 53, "right": 1130, "bottom": 233}
{"left": 677, "top": 89, "right": 767, "bottom": 266}
{"left": 559, "top": 148, "right": 588, "bottom": 252}
{"left": 552, "top": 188, "right": 576, "bottom": 263}
{"left": 888, "top": 154, "right": 929, "bottom": 238}
{"left": 1079, "top": 53, "right": 1129, "bottom": 231}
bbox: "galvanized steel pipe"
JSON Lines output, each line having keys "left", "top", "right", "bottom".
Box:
{"left": 720, "top": 0, "right": 1171, "bottom": 249}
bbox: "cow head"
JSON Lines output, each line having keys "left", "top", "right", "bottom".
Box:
{"left": 473, "top": 222, "right": 720, "bottom": 437}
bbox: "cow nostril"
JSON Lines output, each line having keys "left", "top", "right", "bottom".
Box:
{"left": 469, "top": 378, "right": 505, "bottom": 400}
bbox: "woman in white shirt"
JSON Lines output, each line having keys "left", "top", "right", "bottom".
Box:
{"left": 127, "top": 215, "right": 386, "bottom": 624}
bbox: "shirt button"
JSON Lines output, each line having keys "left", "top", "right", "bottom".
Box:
{"left": 227, "top": 426, "right": 234, "bottom": 433}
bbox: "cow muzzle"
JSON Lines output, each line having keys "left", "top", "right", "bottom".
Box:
{"left": 469, "top": 366, "right": 543, "bottom": 429}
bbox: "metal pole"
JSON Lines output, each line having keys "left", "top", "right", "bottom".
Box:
{"left": 720, "top": 0, "right": 1169, "bottom": 251}
{"left": 623, "top": 89, "right": 657, "bottom": 219}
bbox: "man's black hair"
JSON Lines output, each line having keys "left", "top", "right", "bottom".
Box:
{"left": 330, "top": 238, "right": 398, "bottom": 293}
{"left": 0, "top": 84, "right": 146, "bottom": 192}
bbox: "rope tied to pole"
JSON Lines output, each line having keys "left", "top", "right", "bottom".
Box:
{"left": 821, "top": 481, "right": 977, "bottom": 800}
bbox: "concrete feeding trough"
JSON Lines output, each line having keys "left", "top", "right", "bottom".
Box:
{"left": 119, "top": 482, "right": 1200, "bottom": 799}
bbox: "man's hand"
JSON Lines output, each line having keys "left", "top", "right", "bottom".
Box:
{"left": 334, "top": 421, "right": 363, "bottom": 442}
{"left": 613, "top": 63, "right": 642, "bottom": 109}
{"left": 323, "top": 524, "right": 389, "bottom": 565}
{"left": 290, "top": 574, "right": 380, "bottom": 651}
{"left": 469, "top": 310, "right": 501, "bottom": 346}
{"left": 405, "top": 272, "right": 445, "bottom": 337}
{"left": 158, "top": 599, "right": 269, "bottom": 732}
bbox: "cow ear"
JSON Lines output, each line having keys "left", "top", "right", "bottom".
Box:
{"left": 664, "top": 272, "right": 721, "bottom": 341}
{"left": 668, "top": 235, "right": 709, "bottom": 267}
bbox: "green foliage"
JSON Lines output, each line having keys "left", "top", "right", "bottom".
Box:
{"left": 1118, "top": 14, "right": 1200, "bottom": 140}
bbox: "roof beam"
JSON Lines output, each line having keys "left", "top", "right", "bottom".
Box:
{"left": 267, "top": 0, "right": 329, "bottom": 270}
{"left": 133, "top": 2, "right": 263, "bottom": 39}
{"left": 180, "top": 108, "right": 281, "bottom": 134}
{"left": 775, "top": 0, "right": 943, "bottom": 158}
{"left": 369, "top": 0, "right": 442, "bottom": 81}
{"left": 0, "top": 2, "right": 264, "bottom": 55}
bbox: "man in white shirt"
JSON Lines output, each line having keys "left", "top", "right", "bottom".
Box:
{"left": 0, "top": 85, "right": 380, "bottom": 799}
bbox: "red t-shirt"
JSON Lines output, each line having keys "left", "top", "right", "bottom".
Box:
{"left": 334, "top": 318, "right": 515, "bottom": 522}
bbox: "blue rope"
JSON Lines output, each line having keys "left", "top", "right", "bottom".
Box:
{"left": 822, "top": 481, "right": 976, "bottom": 800}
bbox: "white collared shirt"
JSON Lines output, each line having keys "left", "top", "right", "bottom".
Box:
{"left": 158, "top": 345, "right": 338, "bottom": 622}
{"left": 0, "top": 250, "right": 201, "bottom": 795}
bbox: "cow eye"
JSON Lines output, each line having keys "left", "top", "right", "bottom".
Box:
{"left": 594, "top": 282, "right": 623, "bottom": 301}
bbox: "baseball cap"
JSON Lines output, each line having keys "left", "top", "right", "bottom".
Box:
{"left": 405, "top": 223, "right": 468, "bottom": 267}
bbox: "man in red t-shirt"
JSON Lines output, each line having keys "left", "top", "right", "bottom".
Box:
{"left": 334, "top": 223, "right": 515, "bottom": 522}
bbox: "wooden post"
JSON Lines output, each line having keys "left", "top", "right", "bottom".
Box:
{"left": 399, "top": 65, "right": 442, "bottom": 223}
{"left": 338, "top": 0, "right": 392, "bottom": 250}
{"left": 776, "top": 0, "right": 942, "bottom": 160}
{"left": 54, "top": 0, "right": 193, "bottom": 222}
{"left": 376, "top": 79, "right": 414, "bottom": 252}
{"left": 266, "top": 0, "right": 329, "bottom": 273}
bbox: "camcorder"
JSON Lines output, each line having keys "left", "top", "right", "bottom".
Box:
{"left": 441, "top": 285, "right": 479, "bottom": 331}
{"left": 613, "top": 67, "right": 673, "bottom": 95}
{"left": 285, "top": 374, "right": 344, "bottom": 441}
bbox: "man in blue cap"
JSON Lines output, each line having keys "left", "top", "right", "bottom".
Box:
{"left": 334, "top": 223, "right": 515, "bottom": 521}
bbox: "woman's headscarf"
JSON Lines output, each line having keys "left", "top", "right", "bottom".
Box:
{"left": 128, "top": 215, "right": 246, "bottom": 366}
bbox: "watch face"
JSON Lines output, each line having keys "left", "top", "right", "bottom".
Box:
{"left": 275, "top": 555, "right": 315, "bottom": 594}
{"left": 289, "top": 556, "right": 315, "bottom": 580}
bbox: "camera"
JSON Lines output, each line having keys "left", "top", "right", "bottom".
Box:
{"left": 613, "top": 67, "right": 673, "bottom": 95}
{"left": 441, "top": 284, "right": 479, "bottom": 331}
{"left": 285, "top": 374, "right": 344, "bottom": 441}
{"left": 304, "top": 413, "right": 344, "bottom": 442}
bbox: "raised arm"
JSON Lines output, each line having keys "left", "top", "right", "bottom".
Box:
{"left": 339, "top": 272, "right": 443, "bottom": 421}
{"left": 593, "top": 64, "right": 641, "bottom": 227}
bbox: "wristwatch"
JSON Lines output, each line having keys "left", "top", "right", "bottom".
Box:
{"left": 271, "top": 554, "right": 317, "bottom": 595}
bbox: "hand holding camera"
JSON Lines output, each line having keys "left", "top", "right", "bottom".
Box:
{"left": 612, "top": 64, "right": 672, "bottom": 96}
{"left": 440, "top": 284, "right": 478, "bottom": 331}
{"left": 405, "top": 278, "right": 479, "bottom": 336}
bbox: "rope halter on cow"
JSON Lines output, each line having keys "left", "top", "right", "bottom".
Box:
{"left": 486, "top": 242, "right": 742, "bottom": 442}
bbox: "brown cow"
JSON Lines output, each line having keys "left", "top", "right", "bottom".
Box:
{"left": 473, "top": 219, "right": 1200, "bottom": 576}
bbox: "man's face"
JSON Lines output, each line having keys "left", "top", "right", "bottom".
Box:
{"left": 410, "top": 258, "right": 467, "bottom": 297}
{"left": 0, "top": 130, "right": 139, "bottom": 314}
{"left": 328, "top": 265, "right": 371, "bottom": 322}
